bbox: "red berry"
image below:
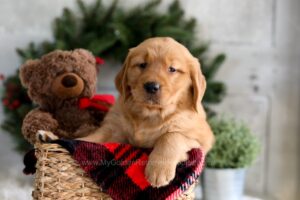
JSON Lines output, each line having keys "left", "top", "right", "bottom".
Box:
{"left": 0, "top": 74, "right": 4, "bottom": 80}
{"left": 2, "top": 98, "right": 9, "bottom": 106}
{"left": 95, "top": 57, "right": 105, "bottom": 65}
{"left": 12, "top": 100, "right": 21, "bottom": 108}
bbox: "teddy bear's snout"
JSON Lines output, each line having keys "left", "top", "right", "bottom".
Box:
{"left": 51, "top": 73, "right": 85, "bottom": 99}
{"left": 61, "top": 75, "right": 78, "bottom": 88}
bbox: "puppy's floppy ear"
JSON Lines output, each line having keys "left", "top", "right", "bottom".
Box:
{"left": 19, "top": 59, "right": 40, "bottom": 88}
{"left": 190, "top": 57, "right": 206, "bottom": 113}
{"left": 115, "top": 51, "right": 132, "bottom": 100}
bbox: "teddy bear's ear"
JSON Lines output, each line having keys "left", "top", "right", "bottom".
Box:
{"left": 19, "top": 59, "right": 40, "bottom": 87}
{"left": 73, "top": 49, "right": 96, "bottom": 64}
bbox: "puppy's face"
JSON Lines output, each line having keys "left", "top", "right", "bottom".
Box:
{"left": 116, "top": 37, "right": 206, "bottom": 113}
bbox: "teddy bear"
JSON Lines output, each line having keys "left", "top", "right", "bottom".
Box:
{"left": 20, "top": 49, "right": 113, "bottom": 144}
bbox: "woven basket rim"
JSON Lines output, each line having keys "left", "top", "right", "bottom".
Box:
{"left": 33, "top": 142, "right": 195, "bottom": 200}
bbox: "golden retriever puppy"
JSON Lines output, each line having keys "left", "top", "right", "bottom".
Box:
{"left": 80, "top": 37, "right": 214, "bottom": 188}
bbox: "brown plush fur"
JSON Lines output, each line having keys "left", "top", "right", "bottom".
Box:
{"left": 81, "top": 37, "right": 214, "bottom": 188}
{"left": 20, "top": 49, "right": 105, "bottom": 144}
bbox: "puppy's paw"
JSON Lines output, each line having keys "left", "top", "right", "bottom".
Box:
{"left": 145, "top": 157, "right": 177, "bottom": 188}
{"left": 37, "top": 130, "right": 58, "bottom": 143}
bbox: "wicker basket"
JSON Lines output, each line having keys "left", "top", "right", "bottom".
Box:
{"left": 33, "top": 143, "right": 195, "bottom": 200}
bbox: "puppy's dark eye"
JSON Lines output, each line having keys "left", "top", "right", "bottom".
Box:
{"left": 139, "top": 63, "right": 147, "bottom": 69}
{"left": 168, "top": 66, "right": 177, "bottom": 73}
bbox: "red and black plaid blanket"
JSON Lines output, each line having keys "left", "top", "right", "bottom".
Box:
{"left": 25, "top": 139, "right": 205, "bottom": 200}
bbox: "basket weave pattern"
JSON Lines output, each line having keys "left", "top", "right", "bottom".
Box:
{"left": 33, "top": 143, "right": 195, "bottom": 200}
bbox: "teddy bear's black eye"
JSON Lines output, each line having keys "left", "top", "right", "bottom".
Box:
{"left": 139, "top": 63, "right": 147, "bottom": 69}
{"left": 168, "top": 66, "right": 176, "bottom": 73}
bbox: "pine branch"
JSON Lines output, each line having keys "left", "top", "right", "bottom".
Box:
{"left": 77, "top": 0, "right": 89, "bottom": 19}
{"left": 99, "top": 0, "right": 118, "bottom": 25}
{"left": 144, "top": 0, "right": 161, "bottom": 11}
{"left": 204, "top": 54, "right": 226, "bottom": 79}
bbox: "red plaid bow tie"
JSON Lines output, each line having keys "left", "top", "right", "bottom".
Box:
{"left": 79, "top": 94, "right": 115, "bottom": 112}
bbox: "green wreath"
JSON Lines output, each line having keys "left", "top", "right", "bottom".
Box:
{"left": 1, "top": 0, "right": 226, "bottom": 152}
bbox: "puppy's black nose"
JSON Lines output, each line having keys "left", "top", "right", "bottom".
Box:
{"left": 144, "top": 82, "right": 160, "bottom": 94}
{"left": 61, "top": 75, "right": 77, "bottom": 88}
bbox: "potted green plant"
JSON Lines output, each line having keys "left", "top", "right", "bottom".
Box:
{"left": 203, "top": 117, "right": 260, "bottom": 200}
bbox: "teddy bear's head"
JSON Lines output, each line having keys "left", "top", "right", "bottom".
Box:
{"left": 20, "top": 49, "right": 97, "bottom": 107}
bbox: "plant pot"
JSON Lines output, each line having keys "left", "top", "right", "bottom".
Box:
{"left": 202, "top": 168, "right": 246, "bottom": 200}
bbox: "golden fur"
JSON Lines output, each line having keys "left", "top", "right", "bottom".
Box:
{"left": 81, "top": 37, "right": 214, "bottom": 187}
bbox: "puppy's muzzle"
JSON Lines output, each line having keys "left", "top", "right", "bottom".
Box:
{"left": 144, "top": 82, "right": 160, "bottom": 94}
